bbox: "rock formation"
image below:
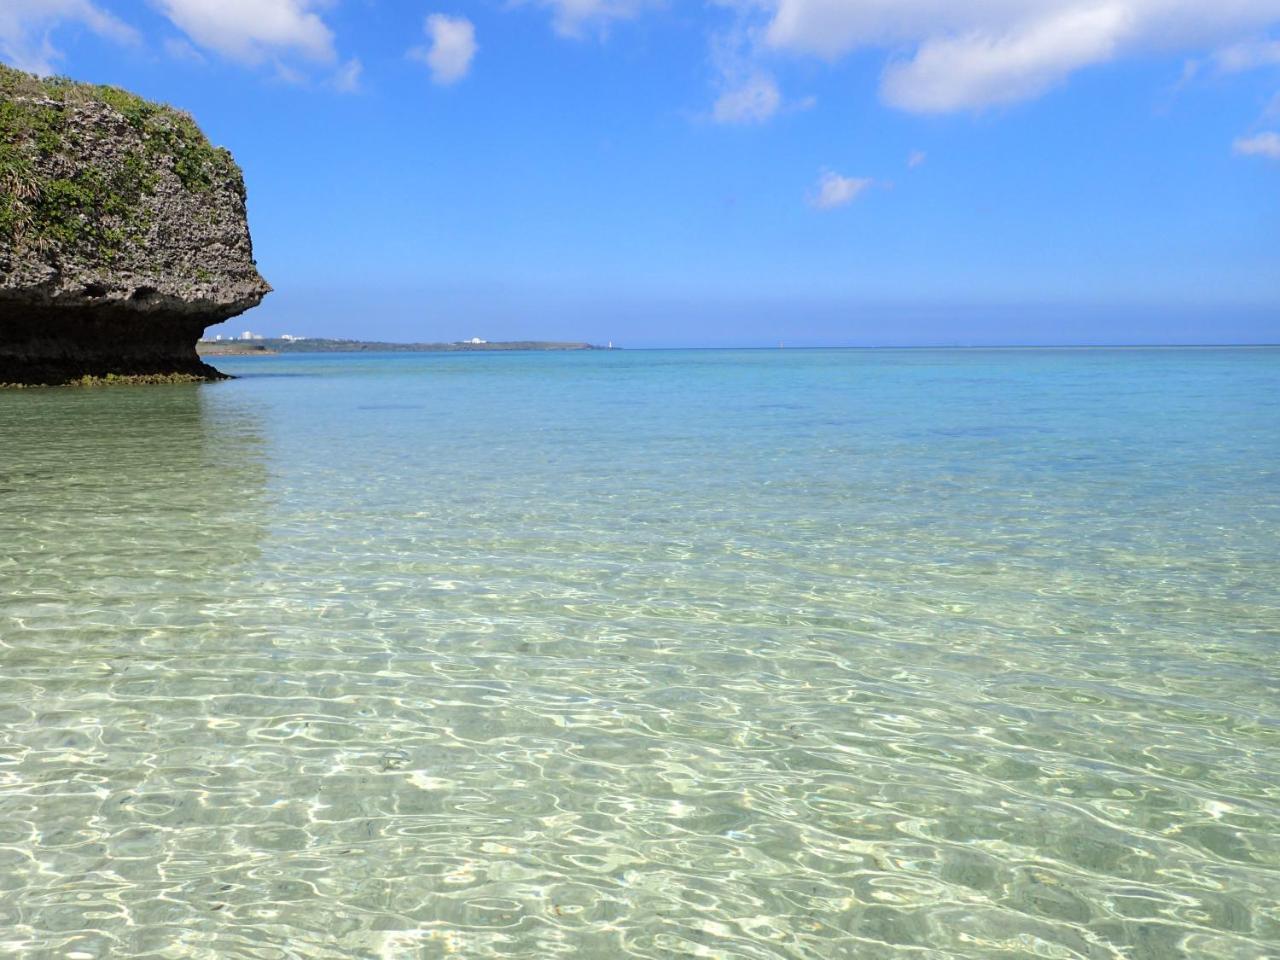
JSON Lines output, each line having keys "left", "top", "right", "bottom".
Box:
{"left": 1, "top": 64, "right": 269, "bottom": 384}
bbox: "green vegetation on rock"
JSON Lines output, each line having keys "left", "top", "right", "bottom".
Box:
{"left": 1, "top": 65, "right": 269, "bottom": 386}
{"left": 0, "top": 62, "right": 236, "bottom": 258}
{"left": 1, "top": 371, "right": 215, "bottom": 389}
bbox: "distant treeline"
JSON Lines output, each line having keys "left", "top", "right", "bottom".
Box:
{"left": 200, "top": 339, "right": 605, "bottom": 355}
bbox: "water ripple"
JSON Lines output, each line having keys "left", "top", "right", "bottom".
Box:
{"left": 2, "top": 349, "right": 1278, "bottom": 958}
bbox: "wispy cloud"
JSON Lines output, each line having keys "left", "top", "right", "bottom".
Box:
{"left": 880, "top": 6, "right": 1129, "bottom": 113}
{"left": 1264, "top": 91, "right": 1280, "bottom": 122}
{"left": 332, "top": 57, "right": 362, "bottom": 93}
{"left": 752, "top": 1, "right": 1280, "bottom": 113}
{"left": 500, "top": 0, "right": 1280, "bottom": 125}
{"left": 1215, "top": 38, "right": 1280, "bottom": 72}
{"left": 808, "top": 170, "right": 872, "bottom": 210}
{"left": 714, "top": 74, "right": 782, "bottom": 124}
{"left": 522, "top": 0, "right": 658, "bottom": 39}
{"left": 908, "top": 149, "right": 927, "bottom": 169}
{"left": 1234, "top": 131, "right": 1280, "bottom": 158}
{"left": 0, "top": 0, "right": 137, "bottom": 75}
{"left": 410, "top": 14, "right": 477, "bottom": 86}
{"left": 163, "top": 36, "right": 206, "bottom": 63}
{"left": 708, "top": 20, "right": 798, "bottom": 125}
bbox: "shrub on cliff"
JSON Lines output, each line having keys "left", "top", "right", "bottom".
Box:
{"left": 1, "top": 65, "right": 242, "bottom": 260}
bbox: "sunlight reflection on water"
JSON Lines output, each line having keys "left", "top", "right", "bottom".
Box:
{"left": 1, "top": 347, "right": 1278, "bottom": 959}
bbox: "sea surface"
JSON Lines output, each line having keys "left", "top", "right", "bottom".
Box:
{"left": 1, "top": 347, "right": 1278, "bottom": 960}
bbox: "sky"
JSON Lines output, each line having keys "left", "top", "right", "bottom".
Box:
{"left": 2, "top": 0, "right": 1279, "bottom": 347}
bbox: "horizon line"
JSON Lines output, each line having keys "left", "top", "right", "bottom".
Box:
{"left": 241, "top": 339, "right": 1280, "bottom": 351}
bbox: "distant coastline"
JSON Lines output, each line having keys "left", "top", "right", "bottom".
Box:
{"left": 198, "top": 338, "right": 606, "bottom": 356}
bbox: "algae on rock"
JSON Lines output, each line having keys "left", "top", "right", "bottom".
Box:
{"left": 0, "top": 64, "right": 270, "bottom": 385}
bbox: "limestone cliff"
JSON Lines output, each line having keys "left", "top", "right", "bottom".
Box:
{"left": 0, "top": 64, "right": 269, "bottom": 384}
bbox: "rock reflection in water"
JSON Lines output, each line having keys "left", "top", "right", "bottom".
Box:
{"left": 0, "top": 384, "right": 268, "bottom": 958}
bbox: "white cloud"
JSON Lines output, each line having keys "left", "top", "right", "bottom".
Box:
{"left": 908, "top": 149, "right": 927, "bottom": 168}
{"left": 808, "top": 169, "right": 872, "bottom": 209}
{"left": 332, "top": 57, "right": 362, "bottom": 93}
{"left": 155, "top": 0, "right": 336, "bottom": 65}
{"left": 714, "top": 73, "right": 782, "bottom": 123}
{"left": 525, "top": 0, "right": 657, "bottom": 39}
{"left": 757, "top": 1, "right": 1280, "bottom": 112}
{"left": 1234, "top": 130, "right": 1280, "bottom": 156}
{"left": 163, "top": 36, "right": 206, "bottom": 63}
{"left": 1216, "top": 38, "right": 1280, "bottom": 71}
{"left": 0, "top": 0, "right": 137, "bottom": 75}
{"left": 882, "top": 6, "right": 1131, "bottom": 112}
{"left": 410, "top": 14, "right": 477, "bottom": 86}
{"left": 709, "top": 21, "right": 795, "bottom": 123}
{"left": 273, "top": 61, "right": 308, "bottom": 86}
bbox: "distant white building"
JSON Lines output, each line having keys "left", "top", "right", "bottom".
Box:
{"left": 240, "top": 331, "right": 265, "bottom": 341}
{"left": 465, "top": 337, "right": 487, "bottom": 344}
{"left": 279, "top": 334, "right": 308, "bottom": 341}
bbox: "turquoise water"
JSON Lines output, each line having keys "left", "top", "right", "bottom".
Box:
{"left": 1, "top": 347, "right": 1278, "bottom": 959}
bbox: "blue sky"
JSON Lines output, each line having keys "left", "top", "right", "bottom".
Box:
{"left": 3, "top": 1, "right": 1279, "bottom": 346}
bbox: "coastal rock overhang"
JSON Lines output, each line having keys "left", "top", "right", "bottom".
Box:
{"left": 1, "top": 64, "right": 270, "bottom": 385}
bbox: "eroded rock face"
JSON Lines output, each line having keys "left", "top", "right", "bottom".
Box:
{"left": 1, "top": 64, "right": 270, "bottom": 384}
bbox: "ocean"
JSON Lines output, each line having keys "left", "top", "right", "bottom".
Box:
{"left": 1, "top": 346, "right": 1278, "bottom": 958}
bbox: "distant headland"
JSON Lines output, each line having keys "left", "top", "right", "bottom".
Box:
{"left": 198, "top": 338, "right": 607, "bottom": 356}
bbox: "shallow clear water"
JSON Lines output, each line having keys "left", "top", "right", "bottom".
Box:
{"left": 1, "top": 347, "right": 1278, "bottom": 959}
